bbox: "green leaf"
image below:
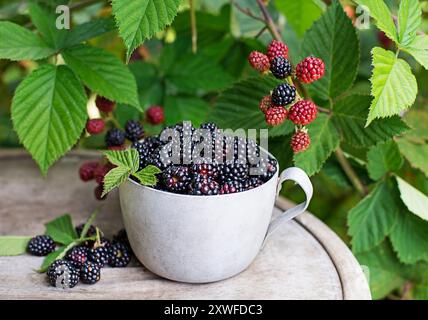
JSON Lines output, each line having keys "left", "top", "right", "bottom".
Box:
{"left": 11, "top": 64, "right": 87, "bottom": 175}
{"left": 403, "top": 109, "right": 428, "bottom": 142}
{"left": 355, "top": 0, "right": 398, "bottom": 42}
{"left": 0, "top": 21, "right": 55, "bottom": 61}
{"left": 79, "top": 209, "right": 99, "bottom": 240}
{"left": 111, "top": 0, "right": 181, "bottom": 60}
{"left": 301, "top": 1, "right": 359, "bottom": 100}
{"left": 28, "top": 3, "right": 67, "bottom": 49}
{"left": 397, "top": 0, "right": 421, "bottom": 47}
{"left": 164, "top": 96, "right": 210, "bottom": 127}
{"left": 45, "top": 214, "right": 78, "bottom": 245}
{"left": 129, "top": 62, "right": 163, "bottom": 108}
{"left": 275, "top": 0, "right": 323, "bottom": 37}
{"left": 0, "top": 236, "right": 31, "bottom": 256}
{"left": 413, "top": 284, "right": 428, "bottom": 300}
{"left": 397, "top": 138, "right": 428, "bottom": 177}
{"left": 165, "top": 53, "right": 233, "bottom": 93}
{"left": 65, "top": 18, "right": 116, "bottom": 47}
{"left": 211, "top": 77, "right": 294, "bottom": 137}
{"left": 332, "top": 94, "right": 409, "bottom": 147}
{"left": 367, "top": 47, "right": 417, "bottom": 125}
{"left": 390, "top": 209, "right": 428, "bottom": 264}
{"left": 367, "top": 141, "right": 403, "bottom": 180}
{"left": 132, "top": 165, "right": 162, "bottom": 186}
{"left": 104, "top": 148, "right": 139, "bottom": 172}
{"left": 396, "top": 176, "right": 428, "bottom": 221}
{"left": 62, "top": 45, "right": 140, "bottom": 109}
{"left": 293, "top": 114, "right": 340, "bottom": 176}
{"left": 402, "top": 35, "right": 428, "bottom": 70}
{"left": 102, "top": 148, "right": 141, "bottom": 196}
{"left": 103, "top": 166, "right": 133, "bottom": 196}
{"left": 348, "top": 180, "right": 399, "bottom": 253}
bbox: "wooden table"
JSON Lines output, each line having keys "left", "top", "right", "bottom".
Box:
{"left": 0, "top": 150, "right": 371, "bottom": 300}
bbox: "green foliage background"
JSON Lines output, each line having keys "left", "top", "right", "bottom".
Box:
{"left": 1, "top": 0, "right": 428, "bottom": 299}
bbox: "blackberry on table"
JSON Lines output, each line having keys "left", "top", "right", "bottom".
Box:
{"left": 270, "top": 56, "right": 292, "bottom": 79}
{"left": 65, "top": 246, "right": 89, "bottom": 269}
{"left": 80, "top": 261, "right": 101, "bottom": 284}
{"left": 125, "top": 120, "right": 144, "bottom": 142}
{"left": 113, "top": 229, "right": 131, "bottom": 249}
{"left": 47, "top": 260, "right": 79, "bottom": 289}
{"left": 109, "top": 243, "right": 132, "bottom": 268}
{"left": 271, "top": 83, "right": 296, "bottom": 106}
{"left": 162, "top": 166, "right": 192, "bottom": 193}
{"left": 88, "top": 246, "right": 111, "bottom": 267}
{"left": 105, "top": 128, "right": 126, "bottom": 147}
{"left": 27, "top": 235, "right": 55, "bottom": 256}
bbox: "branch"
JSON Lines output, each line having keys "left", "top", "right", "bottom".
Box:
{"left": 335, "top": 148, "right": 368, "bottom": 196}
{"left": 233, "top": 1, "right": 265, "bottom": 22}
{"left": 256, "top": 0, "right": 282, "bottom": 41}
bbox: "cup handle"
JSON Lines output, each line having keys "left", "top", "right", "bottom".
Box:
{"left": 263, "top": 167, "right": 313, "bottom": 244}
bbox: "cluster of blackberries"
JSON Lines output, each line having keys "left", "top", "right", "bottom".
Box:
{"left": 27, "top": 225, "right": 133, "bottom": 289}
{"left": 248, "top": 40, "right": 326, "bottom": 154}
{"left": 131, "top": 122, "right": 278, "bottom": 196}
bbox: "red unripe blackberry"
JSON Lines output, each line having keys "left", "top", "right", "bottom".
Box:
{"left": 146, "top": 106, "right": 165, "bottom": 125}
{"left": 296, "top": 56, "right": 325, "bottom": 84}
{"left": 265, "top": 106, "right": 287, "bottom": 126}
{"left": 95, "top": 96, "right": 116, "bottom": 113}
{"left": 94, "top": 184, "right": 107, "bottom": 201}
{"left": 248, "top": 51, "right": 270, "bottom": 73}
{"left": 79, "top": 161, "right": 98, "bottom": 182}
{"left": 27, "top": 235, "right": 55, "bottom": 256}
{"left": 291, "top": 130, "right": 311, "bottom": 153}
{"left": 288, "top": 100, "right": 318, "bottom": 125}
{"left": 267, "top": 40, "right": 288, "bottom": 61}
{"left": 86, "top": 119, "right": 105, "bottom": 135}
{"left": 259, "top": 95, "right": 273, "bottom": 114}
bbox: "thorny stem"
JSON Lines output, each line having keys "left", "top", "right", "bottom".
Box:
{"left": 189, "top": 0, "right": 198, "bottom": 53}
{"left": 233, "top": 1, "right": 265, "bottom": 22}
{"left": 335, "top": 149, "right": 368, "bottom": 196}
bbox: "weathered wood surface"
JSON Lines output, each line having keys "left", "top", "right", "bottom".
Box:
{"left": 0, "top": 150, "right": 371, "bottom": 300}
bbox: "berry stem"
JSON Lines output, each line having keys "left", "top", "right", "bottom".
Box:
{"left": 233, "top": 1, "right": 265, "bottom": 23}
{"left": 105, "top": 114, "right": 122, "bottom": 129}
{"left": 335, "top": 148, "right": 368, "bottom": 196}
{"left": 256, "top": 0, "right": 282, "bottom": 43}
{"left": 189, "top": 0, "right": 198, "bottom": 54}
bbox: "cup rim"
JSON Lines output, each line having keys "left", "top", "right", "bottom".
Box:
{"left": 126, "top": 145, "right": 280, "bottom": 199}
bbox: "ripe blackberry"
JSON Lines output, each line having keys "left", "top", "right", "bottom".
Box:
{"left": 248, "top": 177, "right": 264, "bottom": 189}
{"left": 47, "top": 260, "right": 79, "bottom": 289}
{"left": 113, "top": 229, "right": 131, "bottom": 249}
{"left": 219, "top": 180, "right": 242, "bottom": 194}
{"left": 162, "top": 166, "right": 192, "bottom": 193}
{"left": 190, "top": 162, "right": 218, "bottom": 178}
{"left": 291, "top": 130, "right": 311, "bottom": 153}
{"left": 288, "top": 100, "right": 318, "bottom": 125}
{"left": 189, "top": 176, "right": 219, "bottom": 196}
{"left": 271, "top": 83, "right": 296, "bottom": 106}
{"left": 27, "top": 235, "right": 55, "bottom": 256}
{"left": 218, "top": 162, "right": 249, "bottom": 183}
{"left": 88, "top": 246, "right": 111, "bottom": 267}
{"left": 259, "top": 95, "right": 273, "bottom": 114}
{"left": 86, "top": 119, "right": 105, "bottom": 135}
{"left": 80, "top": 261, "right": 101, "bottom": 284}
{"left": 125, "top": 120, "right": 144, "bottom": 142}
{"left": 95, "top": 96, "right": 116, "bottom": 113}
{"left": 75, "top": 224, "right": 97, "bottom": 237}
{"left": 146, "top": 105, "right": 165, "bottom": 125}
{"left": 132, "top": 141, "right": 152, "bottom": 170}
{"left": 252, "top": 157, "right": 278, "bottom": 181}
{"left": 146, "top": 147, "right": 168, "bottom": 170}
{"left": 105, "top": 128, "right": 126, "bottom": 147}
{"left": 65, "top": 246, "right": 89, "bottom": 269}
{"left": 79, "top": 161, "right": 98, "bottom": 182}
{"left": 267, "top": 40, "right": 288, "bottom": 61}
{"left": 265, "top": 106, "right": 287, "bottom": 126}
{"left": 270, "top": 56, "right": 292, "bottom": 79}
{"left": 296, "top": 56, "right": 325, "bottom": 84}
{"left": 248, "top": 51, "right": 270, "bottom": 73}
{"left": 94, "top": 184, "right": 107, "bottom": 201}
{"left": 109, "top": 243, "right": 131, "bottom": 268}
{"left": 200, "top": 122, "right": 218, "bottom": 133}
